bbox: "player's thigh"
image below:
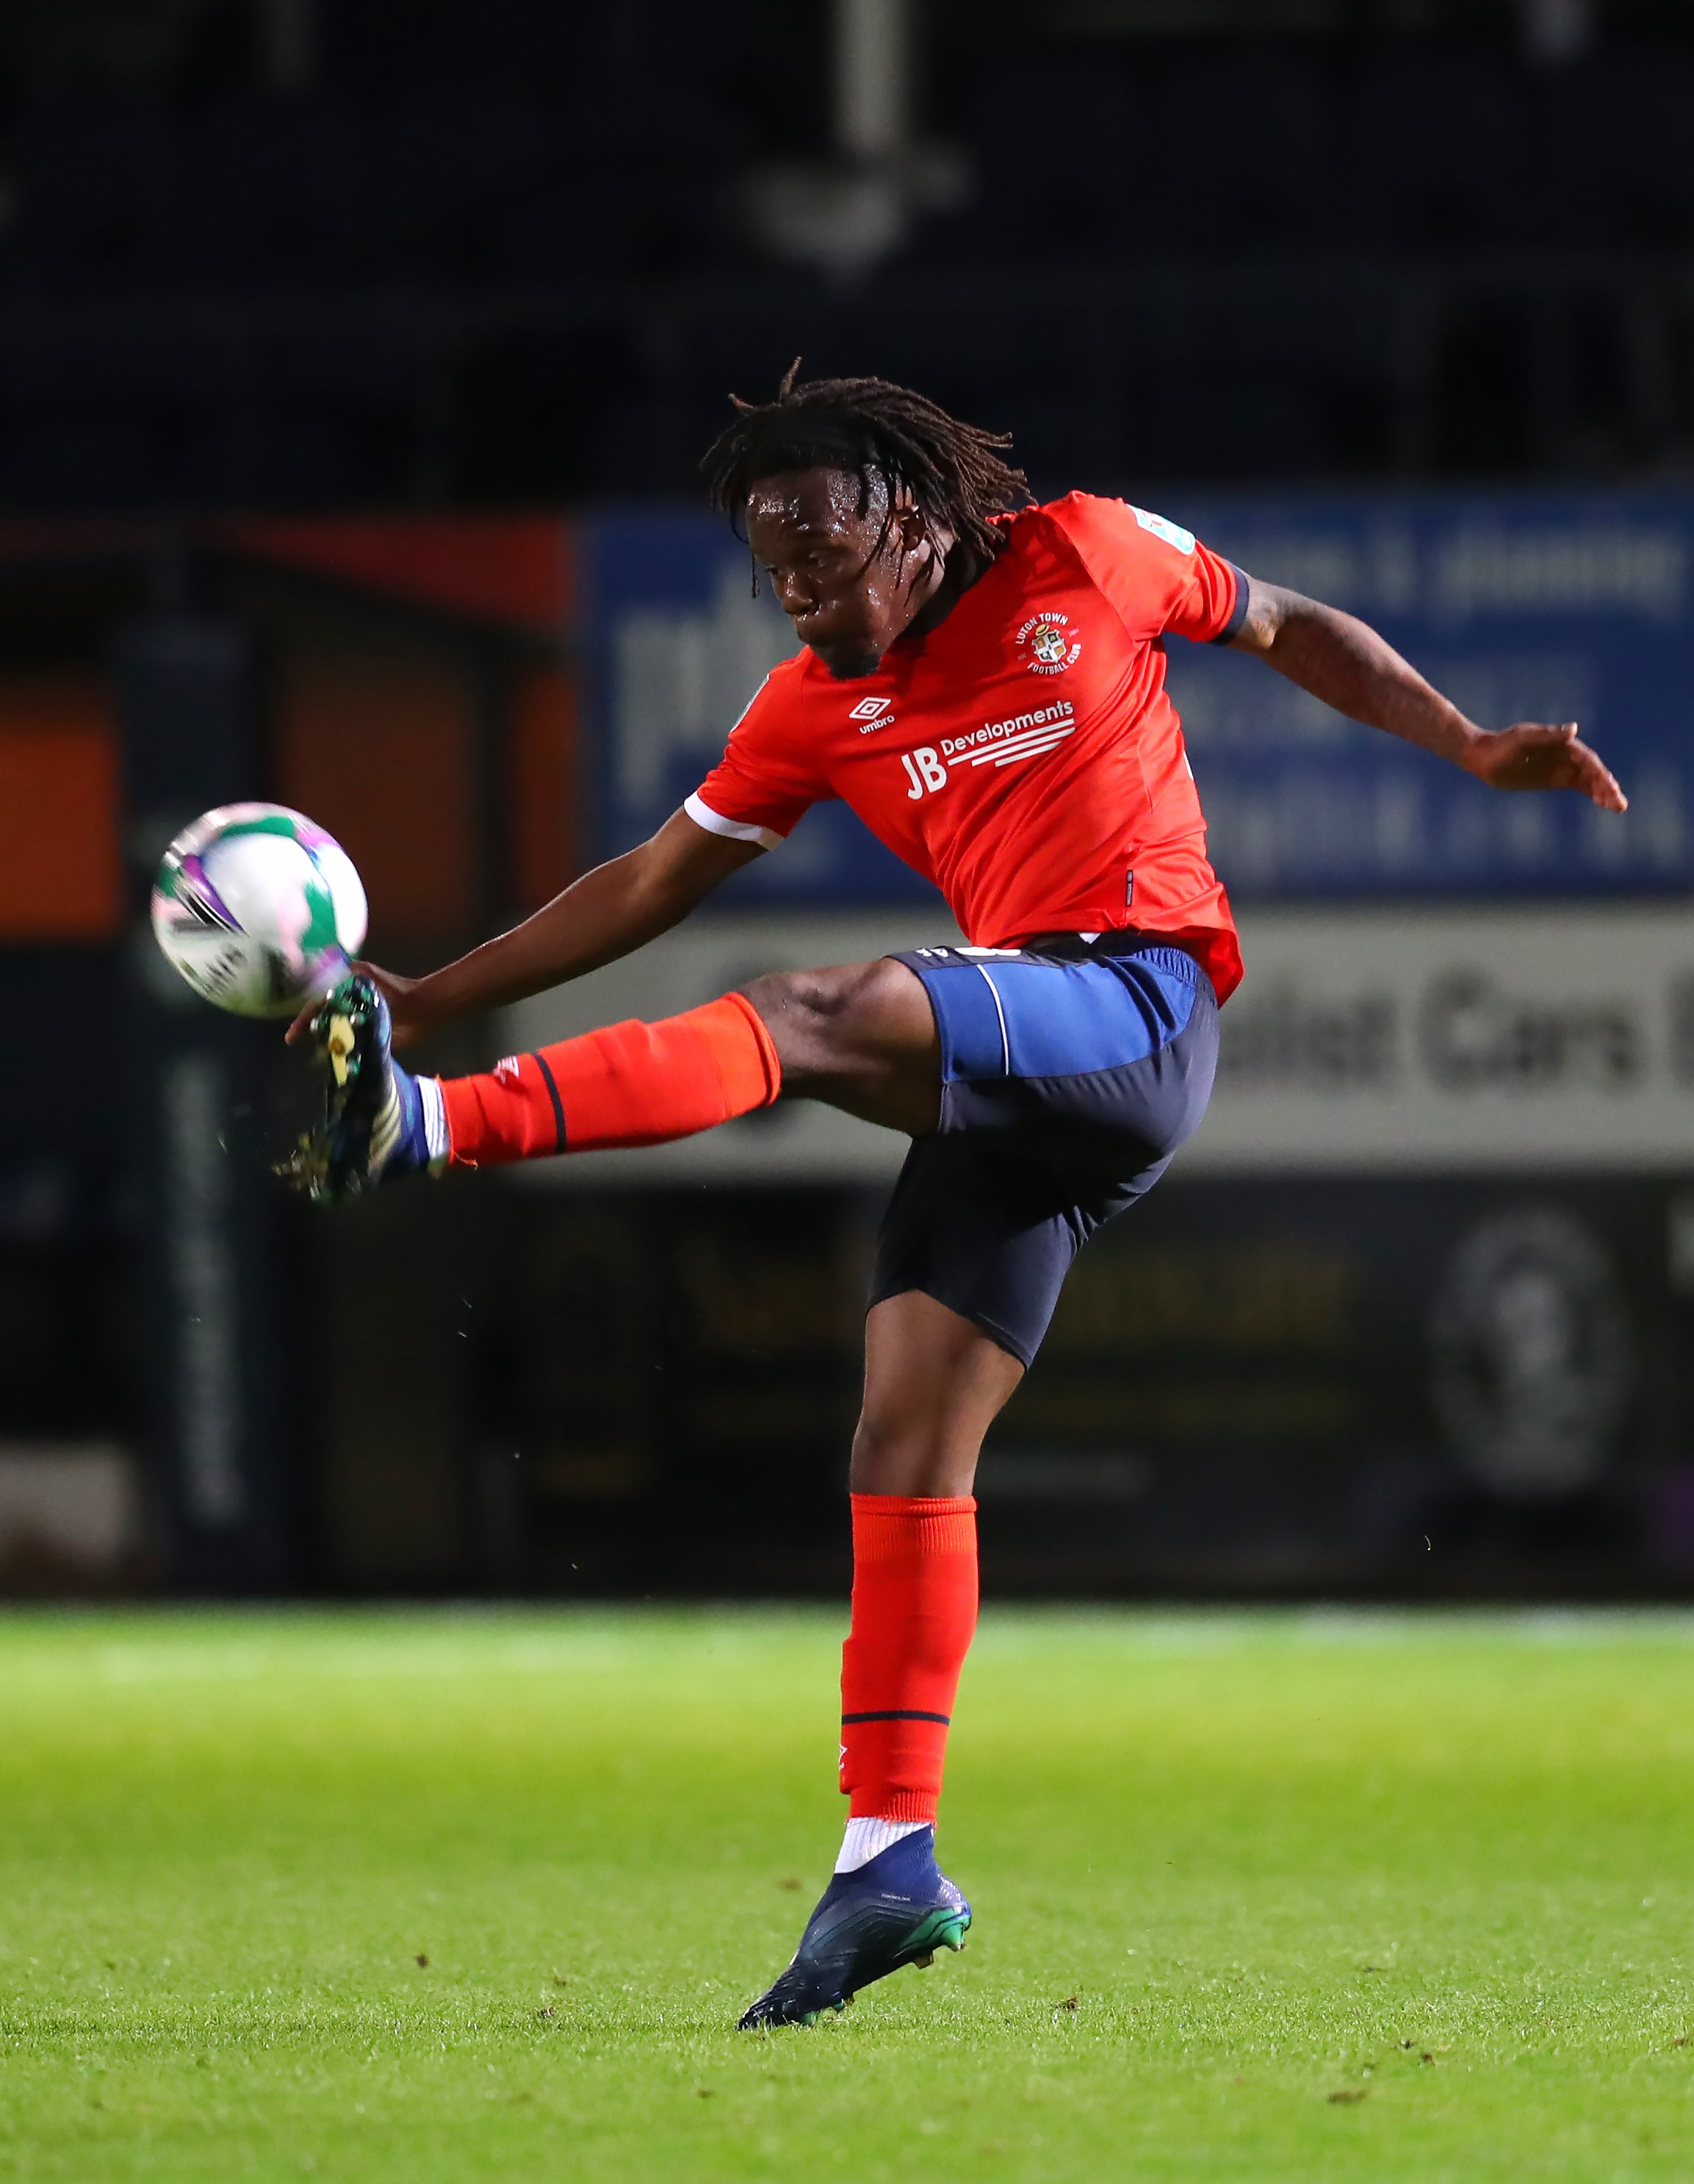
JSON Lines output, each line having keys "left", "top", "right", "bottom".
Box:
{"left": 895, "top": 943, "right": 1218, "bottom": 1161}
{"left": 871, "top": 1131, "right": 1118, "bottom": 1373}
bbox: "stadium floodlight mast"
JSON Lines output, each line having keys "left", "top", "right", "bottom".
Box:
{"left": 1518, "top": 0, "right": 1593, "bottom": 66}
{"left": 836, "top": 0, "right": 910, "bottom": 161}
{"left": 744, "top": 0, "right": 967, "bottom": 280}
{"left": 256, "top": 0, "right": 315, "bottom": 91}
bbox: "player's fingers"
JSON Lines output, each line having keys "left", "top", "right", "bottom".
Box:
{"left": 1546, "top": 729, "right": 1623, "bottom": 807}
{"left": 1571, "top": 743, "right": 1628, "bottom": 812}
{"left": 284, "top": 998, "right": 319, "bottom": 1046}
{"left": 349, "top": 960, "right": 429, "bottom": 1047}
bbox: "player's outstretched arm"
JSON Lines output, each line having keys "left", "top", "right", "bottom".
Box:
{"left": 1229, "top": 574, "right": 1627, "bottom": 814}
{"left": 285, "top": 809, "right": 762, "bottom": 1048}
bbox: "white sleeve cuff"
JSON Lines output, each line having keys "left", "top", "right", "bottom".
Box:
{"left": 683, "top": 792, "right": 782, "bottom": 851}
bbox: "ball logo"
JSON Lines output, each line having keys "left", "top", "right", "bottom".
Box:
{"left": 1017, "top": 612, "right": 1082, "bottom": 676}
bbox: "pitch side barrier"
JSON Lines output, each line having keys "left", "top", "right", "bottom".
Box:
{"left": 578, "top": 491, "right": 1694, "bottom": 905}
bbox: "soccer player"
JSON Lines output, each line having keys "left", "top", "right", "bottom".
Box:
{"left": 284, "top": 370, "right": 1624, "bottom": 2027}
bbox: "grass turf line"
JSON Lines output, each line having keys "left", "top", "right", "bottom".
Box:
{"left": 2, "top": 1609, "right": 1693, "bottom": 2181}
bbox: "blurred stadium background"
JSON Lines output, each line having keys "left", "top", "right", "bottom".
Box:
{"left": 5, "top": 0, "right": 1694, "bottom": 1604}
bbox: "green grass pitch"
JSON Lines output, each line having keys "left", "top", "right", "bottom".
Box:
{"left": 4, "top": 1609, "right": 1694, "bottom": 2181}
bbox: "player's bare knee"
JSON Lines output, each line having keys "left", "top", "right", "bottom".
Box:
{"left": 740, "top": 963, "right": 886, "bottom": 1071}
{"left": 851, "top": 1402, "right": 952, "bottom": 1468}
{"left": 740, "top": 970, "right": 826, "bottom": 1069}
{"left": 851, "top": 1409, "right": 979, "bottom": 1496}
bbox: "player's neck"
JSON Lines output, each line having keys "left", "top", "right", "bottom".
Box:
{"left": 810, "top": 533, "right": 988, "bottom": 679}
{"left": 902, "top": 538, "right": 987, "bottom": 646}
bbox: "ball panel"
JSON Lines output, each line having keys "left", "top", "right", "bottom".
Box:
{"left": 201, "top": 832, "right": 317, "bottom": 956}
{"left": 310, "top": 840, "right": 369, "bottom": 956}
{"left": 156, "top": 927, "right": 298, "bottom": 1017}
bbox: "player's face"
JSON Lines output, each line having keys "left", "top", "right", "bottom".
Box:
{"left": 745, "top": 468, "right": 937, "bottom": 680}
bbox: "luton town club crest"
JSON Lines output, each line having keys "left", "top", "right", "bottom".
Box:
{"left": 1016, "top": 610, "right": 1082, "bottom": 674}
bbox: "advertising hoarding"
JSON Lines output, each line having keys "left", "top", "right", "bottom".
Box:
{"left": 475, "top": 1173, "right": 1694, "bottom": 1595}
{"left": 1170, "top": 492, "right": 1692, "bottom": 896}
{"left": 578, "top": 493, "right": 1694, "bottom": 901}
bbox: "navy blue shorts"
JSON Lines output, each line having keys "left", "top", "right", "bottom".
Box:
{"left": 869, "top": 936, "right": 1219, "bottom": 1367}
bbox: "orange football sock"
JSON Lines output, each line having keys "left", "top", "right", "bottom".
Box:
{"left": 839, "top": 1493, "right": 979, "bottom": 1823}
{"left": 437, "top": 991, "right": 780, "bottom": 1164}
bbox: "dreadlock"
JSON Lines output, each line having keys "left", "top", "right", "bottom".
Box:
{"left": 702, "top": 361, "right": 1031, "bottom": 569}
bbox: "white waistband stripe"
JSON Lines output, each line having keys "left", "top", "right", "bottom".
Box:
{"left": 951, "top": 723, "right": 1078, "bottom": 768}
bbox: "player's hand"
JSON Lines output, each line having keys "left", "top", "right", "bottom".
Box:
{"left": 284, "top": 960, "right": 433, "bottom": 1048}
{"left": 1464, "top": 722, "right": 1627, "bottom": 811}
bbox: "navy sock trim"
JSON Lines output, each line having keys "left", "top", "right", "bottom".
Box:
{"left": 840, "top": 1709, "right": 951, "bottom": 1726}
{"left": 531, "top": 1051, "right": 566, "bottom": 1152}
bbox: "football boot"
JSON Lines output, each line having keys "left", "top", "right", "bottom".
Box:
{"left": 738, "top": 1827, "right": 970, "bottom": 2030}
{"left": 276, "top": 973, "right": 442, "bottom": 1205}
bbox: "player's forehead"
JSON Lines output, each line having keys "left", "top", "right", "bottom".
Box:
{"left": 744, "top": 466, "right": 884, "bottom": 552}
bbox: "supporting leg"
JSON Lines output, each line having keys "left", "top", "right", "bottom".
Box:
{"left": 737, "top": 1292, "right": 1021, "bottom": 2028}
{"left": 838, "top": 1291, "right": 1023, "bottom": 1837}
{"left": 851, "top": 1289, "right": 1025, "bottom": 1498}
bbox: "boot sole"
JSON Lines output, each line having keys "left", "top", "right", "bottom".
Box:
{"left": 742, "top": 1901, "right": 973, "bottom": 2029}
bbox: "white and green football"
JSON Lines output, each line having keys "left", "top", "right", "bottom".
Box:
{"left": 151, "top": 803, "right": 368, "bottom": 1018}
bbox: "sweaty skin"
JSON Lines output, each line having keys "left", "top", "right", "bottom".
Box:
{"left": 286, "top": 467, "right": 1629, "bottom": 1488}
{"left": 741, "top": 468, "right": 975, "bottom": 680}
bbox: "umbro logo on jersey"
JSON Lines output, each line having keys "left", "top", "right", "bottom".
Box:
{"left": 848, "top": 696, "right": 894, "bottom": 731}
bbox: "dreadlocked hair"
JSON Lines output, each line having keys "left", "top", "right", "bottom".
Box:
{"left": 702, "top": 361, "right": 1031, "bottom": 566}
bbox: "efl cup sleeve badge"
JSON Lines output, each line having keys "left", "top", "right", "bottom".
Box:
{"left": 1016, "top": 611, "right": 1083, "bottom": 676}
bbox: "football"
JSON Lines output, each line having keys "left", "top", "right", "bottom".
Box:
{"left": 151, "top": 803, "right": 368, "bottom": 1019}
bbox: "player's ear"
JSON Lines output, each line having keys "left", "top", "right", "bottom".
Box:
{"left": 895, "top": 499, "right": 931, "bottom": 556}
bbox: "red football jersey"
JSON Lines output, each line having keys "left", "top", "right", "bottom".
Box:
{"left": 686, "top": 491, "right": 1248, "bottom": 1001}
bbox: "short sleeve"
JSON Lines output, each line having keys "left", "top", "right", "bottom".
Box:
{"left": 684, "top": 664, "right": 826, "bottom": 851}
{"left": 1047, "top": 492, "right": 1247, "bottom": 648}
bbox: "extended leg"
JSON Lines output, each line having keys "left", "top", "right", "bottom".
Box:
{"left": 738, "top": 1292, "right": 1021, "bottom": 2029}
{"left": 286, "top": 955, "right": 945, "bottom": 1200}
{"left": 437, "top": 954, "right": 939, "bottom": 1158}
{"left": 740, "top": 957, "right": 941, "bottom": 1136}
